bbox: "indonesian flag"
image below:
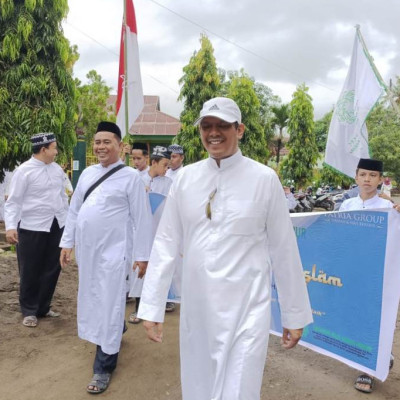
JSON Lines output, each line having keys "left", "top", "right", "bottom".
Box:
{"left": 116, "top": 0, "right": 144, "bottom": 137}
{"left": 324, "top": 27, "right": 384, "bottom": 177}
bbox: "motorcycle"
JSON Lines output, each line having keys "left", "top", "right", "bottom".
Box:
{"left": 313, "top": 192, "right": 335, "bottom": 211}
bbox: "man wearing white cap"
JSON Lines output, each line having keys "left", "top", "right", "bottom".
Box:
{"left": 5, "top": 133, "right": 68, "bottom": 328}
{"left": 138, "top": 97, "right": 313, "bottom": 399}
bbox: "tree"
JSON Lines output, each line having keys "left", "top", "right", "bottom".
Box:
{"left": 175, "top": 34, "right": 220, "bottom": 163}
{"left": 76, "top": 70, "right": 114, "bottom": 145}
{"left": 271, "top": 103, "right": 289, "bottom": 165}
{"left": 0, "top": 0, "right": 77, "bottom": 180}
{"left": 281, "top": 84, "right": 318, "bottom": 187}
{"left": 317, "top": 165, "right": 354, "bottom": 189}
{"left": 314, "top": 109, "right": 333, "bottom": 153}
{"left": 226, "top": 71, "right": 269, "bottom": 163}
{"left": 367, "top": 103, "right": 400, "bottom": 182}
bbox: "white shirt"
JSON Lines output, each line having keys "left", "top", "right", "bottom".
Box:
{"left": 141, "top": 173, "right": 172, "bottom": 196}
{"left": 5, "top": 157, "right": 68, "bottom": 231}
{"left": 340, "top": 194, "right": 393, "bottom": 211}
{"left": 138, "top": 166, "right": 149, "bottom": 178}
{"left": 165, "top": 165, "right": 183, "bottom": 182}
{"left": 138, "top": 150, "right": 312, "bottom": 400}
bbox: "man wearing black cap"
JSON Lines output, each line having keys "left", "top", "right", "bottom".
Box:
{"left": 59, "top": 121, "right": 152, "bottom": 394}
{"left": 5, "top": 133, "right": 68, "bottom": 328}
{"left": 132, "top": 142, "right": 150, "bottom": 177}
{"left": 339, "top": 158, "right": 397, "bottom": 393}
{"left": 340, "top": 158, "right": 394, "bottom": 212}
{"left": 166, "top": 144, "right": 184, "bottom": 181}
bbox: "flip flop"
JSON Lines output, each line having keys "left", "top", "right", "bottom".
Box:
{"left": 128, "top": 312, "right": 141, "bottom": 324}
{"left": 354, "top": 374, "right": 374, "bottom": 393}
{"left": 22, "top": 316, "right": 38, "bottom": 327}
{"left": 87, "top": 373, "right": 111, "bottom": 394}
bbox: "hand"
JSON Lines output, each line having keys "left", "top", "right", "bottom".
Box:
{"left": 6, "top": 229, "right": 18, "bottom": 244}
{"left": 133, "top": 261, "right": 148, "bottom": 278}
{"left": 143, "top": 320, "right": 163, "bottom": 343}
{"left": 393, "top": 204, "right": 400, "bottom": 213}
{"left": 281, "top": 327, "right": 303, "bottom": 349}
{"left": 60, "top": 248, "right": 73, "bottom": 269}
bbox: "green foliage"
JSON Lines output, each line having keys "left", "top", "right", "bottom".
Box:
{"left": 314, "top": 109, "right": 333, "bottom": 153}
{"left": 0, "top": 0, "right": 77, "bottom": 180}
{"left": 280, "top": 84, "right": 318, "bottom": 187}
{"left": 317, "top": 164, "right": 354, "bottom": 188}
{"left": 367, "top": 102, "right": 400, "bottom": 182}
{"left": 175, "top": 34, "right": 220, "bottom": 163}
{"left": 226, "top": 71, "right": 269, "bottom": 163}
{"left": 75, "top": 70, "right": 114, "bottom": 145}
{"left": 271, "top": 103, "right": 289, "bottom": 164}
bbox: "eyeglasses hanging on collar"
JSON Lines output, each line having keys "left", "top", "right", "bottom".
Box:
{"left": 205, "top": 188, "right": 217, "bottom": 220}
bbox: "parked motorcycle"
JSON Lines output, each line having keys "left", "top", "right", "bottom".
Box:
{"left": 313, "top": 192, "right": 335, "bottom": 211}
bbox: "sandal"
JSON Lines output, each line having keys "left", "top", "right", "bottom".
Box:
{"left": 45, "top": 310, "right": 60, "bottom": 318}
{"left": 87, "top": 373, "right": 111, "bottom": 394}
{"left": 22, "top": 316, "right": 38, "bottom": 327}
{"left": 128, "top": 312, "right": 141, "bottom": 324}
{"left": 354, "top": 374, "right": 374, "bottom": 393}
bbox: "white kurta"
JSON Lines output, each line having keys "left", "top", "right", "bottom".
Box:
{"left": 129, "top": 173, "right": 172, "bottom": 298}
{"left": 339, "top": 194, "right": 393, "bottom": 211}
{"left": 5, "top": 158, "right": 68, "bottom": 231}
{"left": 165, "top": 165, "right": 183, "bottom": 181}
{"left": 138, "top": 150, "right": 313, "bottom": 400}
{"left": 60, "top": 160, "right": 152, "bottom": 354}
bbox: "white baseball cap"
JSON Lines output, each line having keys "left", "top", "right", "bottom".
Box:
{"left": 194, "top": 97, "right": 242, "bottom": 126}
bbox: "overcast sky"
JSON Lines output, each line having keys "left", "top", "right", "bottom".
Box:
{"left": 63, "top": 0, "right": 400, "bottom": 120}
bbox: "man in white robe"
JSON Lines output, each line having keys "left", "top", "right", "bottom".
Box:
{"left": 60, "top": 121, "right": 152, "bottom": 394}
{"left": 132, "top": 142, "right": 150, "bottom": 177}
{"left": 138, "top": 97, "right": 313, "bottom": 400}
{"left": 166, "top": 144, "right": 184, "bottom": 181}
{"left": 128, "top": 145, "right": 172, "bottom": 322}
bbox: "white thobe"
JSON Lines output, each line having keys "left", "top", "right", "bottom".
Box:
{"left": 339, "top": 194, "right": 393, "bottom": 211}
{"left": 138, "top": 150, "right": 313, "bottom": 400}
{"left": 138, "top": 166, "right": 150, "bottom": 178}
{"left": 129, "top": 173, "right": 172, "bottom": 298}
{"left": 165, "top": 165, "right": 183, "bottom": 181}
{"left": 60, "top": 160, "right": 152, "bottom": 354}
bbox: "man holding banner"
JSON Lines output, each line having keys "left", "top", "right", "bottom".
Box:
{"left": 138, "top": 97, "right": 313, "bottom": 400}
{"left": 340, "top": 158, "right": 398, "bottom": 393}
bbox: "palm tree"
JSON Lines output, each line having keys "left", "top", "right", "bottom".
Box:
{"left": 271, "top": 104, "right": 289, "bottom": 165}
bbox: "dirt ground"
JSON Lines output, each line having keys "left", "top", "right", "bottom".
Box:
{"left": 1, "top": 251, "right": 399, "bottom": 400}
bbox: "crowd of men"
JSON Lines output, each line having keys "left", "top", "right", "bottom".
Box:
{"left": 3, "top": 97, "right": 399, "bottom": 398}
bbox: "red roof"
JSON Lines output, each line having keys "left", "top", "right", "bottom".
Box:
{"left": 109, "top": 95, "right": 181, "bottom": 137}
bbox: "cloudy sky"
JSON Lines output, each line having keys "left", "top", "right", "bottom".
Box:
{"left": 63, "top": 0, "right": 400, "bottom": 119}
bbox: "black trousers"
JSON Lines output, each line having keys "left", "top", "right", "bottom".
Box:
{"left": 93, "top": 346, "right": 119, "bottom": 374}
{"left": 17, "top": 218, "right": 63, "bottom": 317}
{"left": 93, "top": 323, "right": 126, "bottom": 374}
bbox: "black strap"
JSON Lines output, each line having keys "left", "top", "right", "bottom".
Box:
{"left": 83, "top": 164, "right": 126, "bottom": 202}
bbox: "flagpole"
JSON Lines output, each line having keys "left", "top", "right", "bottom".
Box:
{"left": 123, "top": 0, "right": 130, "bottom": 138}
{"left": 356, "top": 25, "right": 400, "bottom": 114}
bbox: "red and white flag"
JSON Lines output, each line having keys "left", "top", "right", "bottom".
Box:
{"left": 116, "top": 0, "right": 144, "bottom": 138}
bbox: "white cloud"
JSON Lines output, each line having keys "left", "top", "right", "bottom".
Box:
{"left": 63, "top": 0, "right": 400, "bottom": 121}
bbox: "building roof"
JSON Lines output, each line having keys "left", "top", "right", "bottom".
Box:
{"left": 109, "top": 95, "right": 181, "bottom": 137}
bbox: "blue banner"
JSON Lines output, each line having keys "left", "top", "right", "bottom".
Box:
{"left": 271, "top": 210, "right": 400, "bottom": 381}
